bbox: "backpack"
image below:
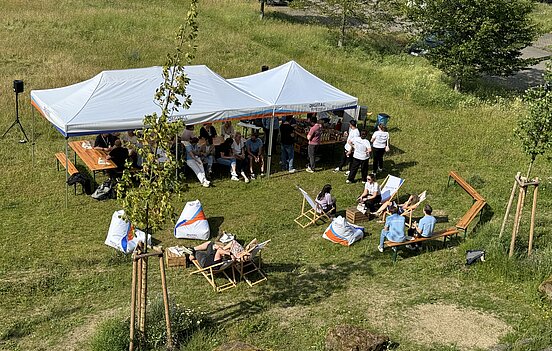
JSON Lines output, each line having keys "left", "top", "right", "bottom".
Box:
{"left": 67, "top": 173, "right": 92, "bottom": 195}
{"left": 91, "top": 179, "right": 115, "bottom": 200}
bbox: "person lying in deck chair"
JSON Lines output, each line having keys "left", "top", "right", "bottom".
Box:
{"left": 378, "top": 205, "right": 406, "bottom": 252}
{"left": 185, "top": 240, "right": 246, "bottom": 268}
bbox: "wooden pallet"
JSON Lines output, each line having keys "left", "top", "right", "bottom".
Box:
{"left": 346, "top": 207, "right": 370, "bottom": 224}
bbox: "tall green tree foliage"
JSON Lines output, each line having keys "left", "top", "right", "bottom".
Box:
{"left": 295, "top": 0, "right": 403, "bottom": 47}
{"left": 516, "top": 63, "right": 552, "bottom": 178}
{"left": 117, "top": 0, "right": 199, "bottom": 234}
{"left": 409, "top": 0, "right": 536, "bottom": 90}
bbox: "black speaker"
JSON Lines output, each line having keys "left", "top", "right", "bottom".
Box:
{"left": 261, "top": 65, "right": 269, "bottom": 72}
{"left": 13, "top": 80, "right": 24, "bottom": 93}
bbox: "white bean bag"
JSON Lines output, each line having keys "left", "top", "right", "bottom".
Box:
{"left": 323, "top": 216, "right": 364, "bottom": 246}
{"left": 174, "top": 200, "right": 210, "bottom": 240}
{"left": 105, "top": 210, "right": 150, "bottom": 254}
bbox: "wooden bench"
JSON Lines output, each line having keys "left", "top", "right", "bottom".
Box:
{"left": 384, "top": 227, "right": 460, "bottom": 262}
{"left": 55, "top": 152, "right": 79, "bottom": 194}
{"left": 346, "top": 207, "right": 370, "bottom": 224}
{"left": 456, "top": 200, "right": 486, "bottom": 233}
{"left": 448, "top": 171, "right": 484, "bottom": 201}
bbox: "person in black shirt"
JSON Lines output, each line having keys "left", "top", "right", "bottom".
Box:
{"left": 279, "top": 116, "right": 296, "bottom": 173}
{"left": 107, "top": 139, "right": 129, "bottom": 178}
{"left": 94, "top": 133, "right": 118, "bottom": 151}
{"left": 199, "top": 123, "right": 217, "bottom": 140}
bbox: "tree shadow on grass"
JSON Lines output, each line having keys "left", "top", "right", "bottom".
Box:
{"left": 381, "top": 160, "right": 418, "bottom": 178}
{"left": 256, "top": 254, "right": 373, "bottom": 308}
{"left": 207, "top": 216, "right": 225, "bottom": 238}
{"left": 268, "top": 9, "right": 338, "bottom": 27}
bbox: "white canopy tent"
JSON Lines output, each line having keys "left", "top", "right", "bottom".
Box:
{"left": 31, "top": 65, "right": 273, "bottom": 137}
{"left": 229, "top": 60, "right": 358, "bottom": 175}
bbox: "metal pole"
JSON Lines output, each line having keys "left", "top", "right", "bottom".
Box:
{"left": 266, "top": 111, "right": 275, "bottom": 178}
{"left": 32, "top": 104, "right": 35, "bottom": 167}
{"left": 175, "top": 133, "right": 179, "bottom": 180}
{"left": 65, "top": 137, "right": 69, "bottom": 208}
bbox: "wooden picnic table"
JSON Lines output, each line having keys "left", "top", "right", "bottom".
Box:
{"left": 68, "top": 140, "right": 116, "bottom": 184}
{"left": 294, "top": 130, "right": 344, "bottom": 146}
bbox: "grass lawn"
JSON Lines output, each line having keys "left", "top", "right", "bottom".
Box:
{"left": 1, "top": 0, "right": 552, "bottom": 350}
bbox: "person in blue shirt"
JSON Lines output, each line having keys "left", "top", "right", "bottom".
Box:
{"left": 246, "top": 133, "right": 264, "bottom": 178}
{"left": 412, "top": 204, "right": 436, "bottom": 238}
{"left": 378, "top": 205, "right": 406, "bottom": 252}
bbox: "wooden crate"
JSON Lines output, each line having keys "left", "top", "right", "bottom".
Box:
{"left": 346, "top": 207, "right": 370, "bottom": 224}
{"left": 165, "top": 248, "right": 189, "bottom": 268}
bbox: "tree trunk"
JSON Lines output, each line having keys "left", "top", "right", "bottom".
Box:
{"left": 526, "top": 157, "right": 535, "bottom": 179}
{"left": 260, "top": 0, "right": 265, "bottom": 19}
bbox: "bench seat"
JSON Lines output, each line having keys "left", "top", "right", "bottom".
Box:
{"left": 55, "top": 152, "right": 79, "bottom": 175}
{"left": 448, "top": 170, "right": 484, "bottom": 201}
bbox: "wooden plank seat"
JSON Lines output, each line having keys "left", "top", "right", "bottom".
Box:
{"left": 55, "top": 152, "right": 79, "bottom": 175}
{"left": 448, "top": 171, "right": 484, "bottom": 201}
{"left": 456, "top": 200, "right": 486, "bottom": 233}
{"left": 384, "top": 227, "right": 460, "bottom": 261}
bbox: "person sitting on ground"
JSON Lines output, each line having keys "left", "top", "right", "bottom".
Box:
{"left": 106, "top": 139, "right": 129, "bottom": 179}
{"left": 94, "top": 133, "right": 118, "bottom": 152}
{"left": 181, "top": 124, "right": 195, "bottom": 142}
{"left": 246, "top": 132, "right": 264, "bottom": 179}
{"left": 232, "top": 132, "right": 250, "bottom": 183}
{"left": 217, "top": 137, "right": 239, "bottom": 181}
{"left": 221, "top": 121, "right": 235, "bottom": 139}
{"left": 199, "top": 123, "right": 217, "bottom": 140}
{"left": 184, "top": 137, "right": 210, "bottom": 188}
{"left": 316, "top": 184, "right": 336, "bottom": 215}
{"left": 378, "top": 205, "right": 406, "bottom": 252}
{"left": 357, "top": 173, "right": 381, "bottom": 214}
{"left": 199, "top": 136, "right": 215, "bottom": 176}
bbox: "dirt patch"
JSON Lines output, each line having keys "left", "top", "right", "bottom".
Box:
{"left": 405, "top": 303, "right": 511, "bottom": 350}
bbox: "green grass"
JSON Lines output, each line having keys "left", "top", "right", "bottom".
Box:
{"left": 532, "top": 2, "right": 552, "bottom": 34}
{"left": 1, "top": 0, "right": 552, "bottom": 350}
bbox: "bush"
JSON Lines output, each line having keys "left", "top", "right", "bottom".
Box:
{"left": 90, "top": 298, "right": 210, "bottom": 351}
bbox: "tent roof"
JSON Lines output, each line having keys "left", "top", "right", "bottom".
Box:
{"left": 229, "top": 60, "right": 358, "bottom": 114}
{"left": 31, "top": 65, "right": 272, "bottom": 137}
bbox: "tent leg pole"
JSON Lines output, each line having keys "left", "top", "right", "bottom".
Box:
{"left": 65, "top": 138, "right": 69, "bottom": 209}
{"left": 266, "top": 112, "right": 275, "bottom": 178}
{"left": 32, "top": 105, "right": 35, "bottom": 167}
{"left": 175, "top": 133, "right": 179, "bottom": 180}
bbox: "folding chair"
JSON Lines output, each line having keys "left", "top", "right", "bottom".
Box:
{"left": 294, "top": 186, "right": 331, "bottom": 228}
{"left": 236, "top": 239, "right": 271, "bottom": 287}
{"left": 190, "top": 258, "right": 237, "bottom": 293}
{"left": 401, "top": 190, "right": 427, "bottom": 228}
{"left": 379, "top": 175, "right": 405, "bottom": 203}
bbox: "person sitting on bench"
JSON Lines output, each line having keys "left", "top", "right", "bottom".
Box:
{"left": 106, "top": 139, "right": 129, "bottom": 179}
{"left": 315, "top": 184, "right": 336, "bottom": 215}
{"left": 410, "top": 204, "right": 436, "bottom": 239}
{"left": 246, "top": 132, "right": 264, "bottom": 178}
{"left": 378, "top": 205, "right": 406, "bottom": 252}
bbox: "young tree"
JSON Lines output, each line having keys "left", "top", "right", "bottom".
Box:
{"left": 516, "top": 62, "right": 552, "bottom": 178}
{"left": 295, "top": 0, "right": 403, "bottom": 47}
{"left": 409, "top": 0, "right": 536, "bottom": 90}
{"left": 118, "top": 0, "right": 199, "bottom": 236}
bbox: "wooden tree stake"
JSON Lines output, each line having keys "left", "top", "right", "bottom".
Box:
{"left": 528, "top": 181, "right": 539, "bottom": 256}
{"left": 129, "top": 253, "right": 138, "bottom": 351}
{"left": 509, "top": 186, "right": 527, "bottom": 257}
{"left": 500, "top": 176, "right": 519, "bottom": 238}
{"left": 159, "top": 252, "right": 173, "bottom": 349}
{"left": 139, "top": 256, "right": 148, "bottom": 335}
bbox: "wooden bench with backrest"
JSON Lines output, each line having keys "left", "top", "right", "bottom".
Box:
{"left": 55, "top": 152, "right": 79, "bottom": 194}
{"left": 384, "top": 227, "right": 460, "bottom": 261}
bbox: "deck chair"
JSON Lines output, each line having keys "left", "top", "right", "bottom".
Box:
{"left": 401, "top": 190, "right": 427, "bottom": 228}
{"left": 236, "top": 239, "right": 271, "bottom": 287}
{"left": 379, "top": 175, "right": 405, "bottom": 204}
{"left": 190, "top": 258, "right": 237, "bottom": 293}
{"left": 294, "top": 186, "right": 331, "bottom": 228}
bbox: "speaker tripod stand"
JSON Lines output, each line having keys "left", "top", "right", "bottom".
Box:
{"left": 2, "top": 91, "right": 29, "bottom": 143}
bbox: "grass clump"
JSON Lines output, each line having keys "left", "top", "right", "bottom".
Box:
{"left": 90, "top": 298, "right": 210, "bottom": 351}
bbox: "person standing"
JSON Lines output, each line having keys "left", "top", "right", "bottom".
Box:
{"left": 262, "top": 117, "right": 280, "bottom": 154}
{"left": 335, "top": 120, "right": 360, "bottom": 174}
{"left": 306, "top": 116, "right": 322, "bottom": 173}
{"left": 221, "top": 121, "right": 235, "bottom": 139}
{"left": 199, "top": 123, "right": 217, "bottom": 140}
{"left": 279, "top": 116, "right": 296, "bottom": 173}
{"left": 181, "top": 124, "right": 195, "bottom": 142}
{"left": 346, "top": 130, "right": 371, "bottom": 183}
{"left": 371, "top": 123, "right": 389, "bottom": 174}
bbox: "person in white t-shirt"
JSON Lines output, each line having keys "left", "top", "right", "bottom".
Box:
{"left": 346, "top": 130, "right": 371, "bottom": 183}
{"left": 334, "top": 120, "right": 359, "bottom": 173}
{"left": 357, "top": 173, "right": 382, "bottom": 213}
{"left": 371, "top": 123, "right": 389, "bottom": 173}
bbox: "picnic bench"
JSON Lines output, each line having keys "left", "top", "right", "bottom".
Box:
{"left": 68, "top": 141, "right": 116, "bottom": 185}
{"left": 448, "top": 170, "right": 484, "bottom": 201}
{"left": 384, "top": 227, "right": 460, "bottom": 262}
{"left": 55, "top": 152, "right": 79, "bottom": 194}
